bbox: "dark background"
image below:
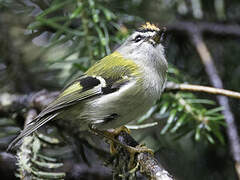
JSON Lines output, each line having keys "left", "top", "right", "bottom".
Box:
{"left": 0, "top": 0, "right": 240, "bottom": 179}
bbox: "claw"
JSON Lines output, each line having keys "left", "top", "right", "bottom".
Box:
{"left": 89, "top": 125, "right": 154, "bottom": 169}
{"left": 89, "top": 126, "right": 131, "bottom": 154}
{"left": 125, "top": 144, "right": 154, "bottom": 169}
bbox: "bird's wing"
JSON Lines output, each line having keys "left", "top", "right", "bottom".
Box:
{"left": 8, "top": 51, "right": 140, "bottom": 150}
{"left": 36, "top": 51, "right": 140, "bottom": 119}
{"left": 8, "top": 72, "right": 133, "bottom": 150}
{"left": 36, "top": 75, "right": 105, "bottom": 118}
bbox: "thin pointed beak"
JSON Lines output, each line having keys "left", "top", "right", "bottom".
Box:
{"left": 151, "top": 27, "right": 167, "bottom": 44}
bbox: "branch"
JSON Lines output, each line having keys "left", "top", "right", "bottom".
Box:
{"left": 168, "top": 21, "right": 240, "bottom": 37}
{"left": 166, "top": 19, "right": 240, "bottom": 177}
{"left": 0, "top": 91, "right": 59, "bottom": 114}
{"left": 165, "top": 82, "right": 240, "bottom": 99}
{"left": 1, "top": 91, "right": 174, "bottom": 179}
{"left": 114, "top": 131, "right": 174, "bottom": 180}
{"left": 17, "top": 109, "right": 38, "bottom": 179}
{"left": 190, "top": 32, "right": 240, "bottom": 178}
{"left": 137, "top": 151, "right": 173, "bottom": 180}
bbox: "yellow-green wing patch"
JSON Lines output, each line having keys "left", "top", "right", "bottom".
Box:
{"left": 61, "top": 82, "right": 83, "bottom": 97}
{"left": 36, "top": 75, "right": 102, "bottom": 119}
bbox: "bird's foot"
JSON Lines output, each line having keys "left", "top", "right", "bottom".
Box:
{"left": 125, "top": 144, "right": 154, "bottom": 169}
{"left": 107, "top": 126, "right": 131, "bottom": 154}
{"left": 89, "top": 125, "right": 154, "bottom": 168}
{"left": 89, "top": 125, "right": 131, "bottom": 154}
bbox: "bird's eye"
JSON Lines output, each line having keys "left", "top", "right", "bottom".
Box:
{"left": 134, "top": 35, "right": 143, "bottom": 43}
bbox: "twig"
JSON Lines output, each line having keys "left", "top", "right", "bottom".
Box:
{"left": 3, "top": 82, "right": 239, "bottom": 178}
{"left": 167, "top": 19, "right": 240, "bottom": 178}
{"left": 17, "top": 109, "right": 38, "bottom": 180}
{"left": 165, "top": 82, "right": 240, "bottom": 99}
{"left": 114, "top": 131, "right": 174, "bottom": 180}
{"left": 0, "top": 91, "right": 59, "bottom": 114}
{"left": 137, "top": 152, "right": 173, "bottom": 180}
{"left": 168, "top": 21, "right": 240, "bottom": 37}
{"left": 190, "top": 32, "right": 240, "bottom": 178}
{"left": 1, "top": 91, "right": 173, "bottom": 179}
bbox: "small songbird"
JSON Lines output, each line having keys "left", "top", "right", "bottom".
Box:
{"left": 8, "top": 22, "right": 168, "bottom": 150}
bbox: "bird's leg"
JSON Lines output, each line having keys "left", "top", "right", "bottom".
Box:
{"left": 108, "top": 126, "right": 131, "bottom": 136}
{"left": 89, "top": 125, "right": 154, "bottom": 169}
{"left": 89, "top": 126, "right": 130, "bottom": 153}
{"left": 106, "top": 126, "right": 131, "bottom": 154}
{"left": 126, "top": 144, "right": 154, "bottom": 169}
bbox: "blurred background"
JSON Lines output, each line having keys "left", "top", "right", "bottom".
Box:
{"left": 0, "top": 0, "right": 240, "bottom": 179}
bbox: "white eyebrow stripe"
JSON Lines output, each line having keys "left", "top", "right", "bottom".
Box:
{"left": 133, "top": 31, "right": 156, "bottom": 38}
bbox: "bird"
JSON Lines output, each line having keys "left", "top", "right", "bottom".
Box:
{"left": 8, "top": 22, "right": 168, "bottom": 151}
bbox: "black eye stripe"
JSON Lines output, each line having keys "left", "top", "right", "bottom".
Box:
{"left": 134, "top": 35, "right": 143, "bottom": 42}
{"left": 133, "top": 32, "right": 157, "bottom": 43}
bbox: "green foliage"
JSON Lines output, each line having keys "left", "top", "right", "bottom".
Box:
{"left": 1, "top": 0, "right": 236, "bottom": 179}
{"left": 0, "top": 117, "right": 20, "bottom": 141}
{"left": 27, "top": 0, "right": 129, "bottom": 85}
{"left": 158, "top": 92, "right": 225, "bottom": 144}
{"left": 159, "top": 66, "right": 225, "bottom": 144}
{"left": 16, "top": 133, "right": 65, "bottom": 179}
{"left": 0, "top": 0, "right": 225, "bottom": 151}
{"left": 136, "top": 65, "right": 225, "bottom": 144}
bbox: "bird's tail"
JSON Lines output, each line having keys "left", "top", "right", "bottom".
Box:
{"left": 7, "top": 113, "right": 59, "bottom": 151}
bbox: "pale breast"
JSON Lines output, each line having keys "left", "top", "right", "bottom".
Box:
{"left": 59, "top": 69, "right": 165, "bottom": 132}
{"left": 84, "top": 78, "right": 158, "bottom": 130}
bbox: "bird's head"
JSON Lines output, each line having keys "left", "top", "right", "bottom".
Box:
{"left": 117, "top": 22, "right": 167, "bottom": 71}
